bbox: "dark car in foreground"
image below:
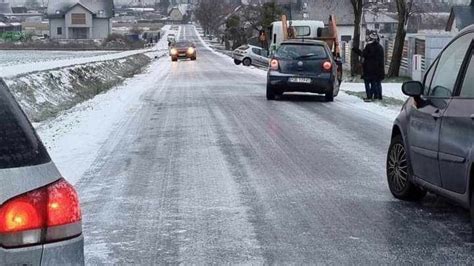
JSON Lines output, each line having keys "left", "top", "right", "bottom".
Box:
{"left": 386, "top": 25, "right": 474, "bottom": 228}
{"left": 170, "top": 41, "right": 197, "bottom": 61}
{"left": 266, "top": 39, "right": 340, "bottom": 101}
{"left": 0, "top": 79, "right": 84, "bottom": 265}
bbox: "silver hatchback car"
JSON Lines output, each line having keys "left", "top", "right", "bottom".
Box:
{"left": 0, "top": 79, "right": 84, "bottom": 265}
{"left": 233, "top": 44, "right": 270, "bottom": 67}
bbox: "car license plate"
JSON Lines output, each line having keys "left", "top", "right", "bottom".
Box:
{"left": 288, "top": 77, "right": 311, "bottom": 84}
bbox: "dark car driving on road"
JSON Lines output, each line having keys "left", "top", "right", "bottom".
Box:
{"left": 170, "top": 41, "right": 197, "bottom": 62}
{"left": 386, "top": 25, "right": 474, "bottom": 228}
{"left": 266, "top": 39, "right": 341, "bottom": 101}
{"left": 0, "top": 79, "right": 84, "bottom": 265}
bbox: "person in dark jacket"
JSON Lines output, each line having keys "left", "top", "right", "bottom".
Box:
{"left": 352, "top": 31, "right": 385, "bottom": 101}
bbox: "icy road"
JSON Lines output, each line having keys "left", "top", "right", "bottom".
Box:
{"left": 71, "top": 25, "right": 474, "bottom": 264}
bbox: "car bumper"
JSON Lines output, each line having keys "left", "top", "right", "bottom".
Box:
{"left": 267, "top": 71, "right": 334, "bottom": 93}
{"left": 233, "top": 54, "right": 244, "bottom": 61}
{"left": 1, "top": 235, "right": 84, "bottom": 265}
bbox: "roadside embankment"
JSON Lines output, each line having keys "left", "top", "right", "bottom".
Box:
{"left": 4, "top": 53, "right": 151, "bottom": 122}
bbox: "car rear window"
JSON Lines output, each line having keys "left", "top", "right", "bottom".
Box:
{"left": 275, "top": 44, "right": 328, "bottom": 60}
{"left": 0, "top": 80, "right": 50, "bottom": 169}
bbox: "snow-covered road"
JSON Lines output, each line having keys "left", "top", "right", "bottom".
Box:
{"left": 38, "top": 25, "right": 474, "bottom": 263}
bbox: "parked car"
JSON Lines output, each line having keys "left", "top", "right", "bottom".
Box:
{"left": 386, "top": 25, "right": 474, "bottom": 228}
{"left": 266, "top": 39, "right": 341, "bottom": 101}
{"left": 167, "top": 33, "right": 176, "bottom": 43}
{"left": 170, "top": 41, "right": 197, "bottom": 62}
{"left": 0, "top": 79, "right": 84, "bottom": 265}
{"left": 233, "top": 44, "right": 270, "bottom": 67}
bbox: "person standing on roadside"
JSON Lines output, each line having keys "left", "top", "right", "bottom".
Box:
{"left": 352, "top": 31, "right": 385, "bottom": 101}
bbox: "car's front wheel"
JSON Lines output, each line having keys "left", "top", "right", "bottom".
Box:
{"left": 191, "top": 56, "right": 197, "bottom": 61}
{"left": 234, "top": 59, "right": 242, "bottom": 65}
{"left": 171, "top": 57, "right": 177, "bottom": 62}
{"left": 242, "top": 58, "right": 252, "bottom": 67}
{"left": 387, "top": 135, "right": 427, "bottom": 201}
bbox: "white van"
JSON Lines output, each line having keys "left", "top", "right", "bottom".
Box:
{"left": 268, "top": 20, "right": 325, "bottom": 53}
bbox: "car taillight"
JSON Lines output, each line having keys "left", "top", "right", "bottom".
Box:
{"left": 322, "top": 61, "right": 332, "bottom": 72}
{"left": 0, "top": 179, "right": 82, "bottom": 248}
{"left": 270, "top": 59, "right": 279, "bottom": 71}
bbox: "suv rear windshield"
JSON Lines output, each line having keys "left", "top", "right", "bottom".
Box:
{"left": 0, "top": 80, "right": 50, "bottom": 169}
{"left": 275, "top": 44, "right": 327, "bottom": 60}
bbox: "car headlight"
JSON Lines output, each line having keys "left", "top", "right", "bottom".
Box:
{"left": 170, "top": 48, "right": 178, "bottom": 55}
{"left": 187, "top": 47, "right": 195, "bottom": 54}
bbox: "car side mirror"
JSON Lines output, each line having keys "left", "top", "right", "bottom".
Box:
{"left": 402, "top": 81, "right": 423, "bottom": 97}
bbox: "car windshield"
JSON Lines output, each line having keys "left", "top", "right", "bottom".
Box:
{"left": 0, "top": 80, "right": 50, "bottom": 169}
{"left": 175, "top": 42, "right": 192, "bottom": 48}
{"left": 275, "top": 44, "right": 327, "bottom": 60}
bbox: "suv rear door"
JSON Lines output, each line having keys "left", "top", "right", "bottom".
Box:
{"left": 275, "top": 43, "right": 329, "bottom": 76}
{"left": 439, "top": 37, "right": 474, "bottom": 194}
{"left": 407, "top": 32, "right": 472, "bottom": 187}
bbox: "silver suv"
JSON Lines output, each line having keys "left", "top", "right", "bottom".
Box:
{"left": 386, "top": 25, "right": 474, "bottom": 229}
{"left": 0, "top": 79, "right": 84, "bottom": 265}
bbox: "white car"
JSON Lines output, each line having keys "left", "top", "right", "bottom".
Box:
{"left": 233, "top": 44, "right": 270, "bottom": 67}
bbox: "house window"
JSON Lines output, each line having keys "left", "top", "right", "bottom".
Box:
{"left": 57, "top": 27, "right": 62, "bottom": 35}
{"left": 71, "top": 13, "right": 86, "bottom": 25}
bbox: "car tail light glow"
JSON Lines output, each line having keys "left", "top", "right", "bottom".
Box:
{"left": 0, "top": 179, "right": 82, "bottom": 248}
{"left": 322, "top": 61, "right": 332, "bottom": 72}
{"left": 270, "top": 59, "right": 279, "bottom": 71}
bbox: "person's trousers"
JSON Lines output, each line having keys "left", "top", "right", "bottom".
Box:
{"left": 364, "top": 79, "right": 383, "bottom": 100}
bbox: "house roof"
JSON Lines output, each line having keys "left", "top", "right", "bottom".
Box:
{"left": 446, "top": 5, "right": 474, "bottom": 31}
{"left": 47, "top": 0, "right": 114, "bottom": 18}
{"left": 168, "top": 4, "right": 188, "bottom": 17}
{"left": 0, "top": 2, "right": 12, "bottom": 15}
{"left": 301, "top": 0, "right": 355, "bottom": 26}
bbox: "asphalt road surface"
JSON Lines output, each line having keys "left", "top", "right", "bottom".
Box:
{"left": 78, "top": 25, "right": 474, "bottom": 264}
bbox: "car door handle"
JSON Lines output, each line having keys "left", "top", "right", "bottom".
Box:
{"left": 432, "top": 109, "right": 442, "bottom": 119}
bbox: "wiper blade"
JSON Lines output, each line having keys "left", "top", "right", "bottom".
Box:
{"left": 295, "top": 53, "right": 318, "bottom": 59}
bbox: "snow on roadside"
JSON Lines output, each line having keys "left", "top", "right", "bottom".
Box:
{"left": 341, "top": 82, "right": 408, "bottom": 101}
{"left": 35, "top": 25, "right": 172, "bottom": 185}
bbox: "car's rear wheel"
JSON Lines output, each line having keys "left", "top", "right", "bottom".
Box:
{"left": 266, "top": 84, "right": 275, "bottom": 100}
{"left": 243, "top": 58, "right": 251, "bottom": 67}
{"left": 387, "top": 135, "right": 427, "bottom": 201}
{"left": 234, "top": 59, "right": 242, "bottom": 65}
{"left": 325, "top": 90, "right": 334, "bottom": 102}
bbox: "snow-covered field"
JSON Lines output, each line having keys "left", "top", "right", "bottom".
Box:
{"left": 0, "top": 26, "right": 172, "bottom": 78}
{"left": 0, "top": 50, "right": 118, "bottom": 68}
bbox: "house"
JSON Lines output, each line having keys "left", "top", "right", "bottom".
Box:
{"left": 293, "top": 0, "right": 356, "bottom": 42}
{"left": 0, "top": 1, "right": 12, "bottom": 15}
{"left": 168, "top": 4, "right": 188, "bottom": 22}
{"left": 363, "top": 10, "right": 398, "bottom": 35}
{"left": 446, "top": 2, "right": 474, "bottom": 32}
{"left": 47, "top": 0, "right": 114, "bottom": 40}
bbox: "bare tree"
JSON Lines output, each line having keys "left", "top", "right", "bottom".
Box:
{"left": 387, "top": 0, "right": 419, "bottom": 77}
{"left": 350, "top": 0, "right": 364, "bottom": 76}
{"left": 195, "top": 0, "right": 227, "bottom": 36}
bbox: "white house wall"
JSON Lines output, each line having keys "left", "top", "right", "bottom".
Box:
{"left": 49, "top": 18, "right": 65, "bottom": 39}
{"left": 92, "top": 19, "right": 111, "bottom": 39}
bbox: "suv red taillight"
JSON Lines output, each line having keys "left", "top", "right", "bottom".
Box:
{"left": 0, "top": 178, "right": 82, "bottom": 248}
